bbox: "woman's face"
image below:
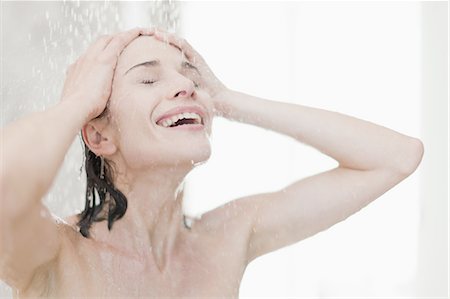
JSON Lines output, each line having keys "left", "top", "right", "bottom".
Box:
{"left": 105, "top": 35, "right": 213, "bottom": 172}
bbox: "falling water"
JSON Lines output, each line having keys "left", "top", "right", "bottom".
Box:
{"left": 1, "top": 1, "right": 180, "bottom": 296}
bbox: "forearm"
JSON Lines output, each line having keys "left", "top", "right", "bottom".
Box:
{"left": 1, "top": 98, "right": 89, "bottom": 216}
{"left": 216, "top": 89, "right": 423, "bottom": 174}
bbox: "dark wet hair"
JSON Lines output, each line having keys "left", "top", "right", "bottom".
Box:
{"left": 76, "top": 108, "right": 128, "bottom": 238}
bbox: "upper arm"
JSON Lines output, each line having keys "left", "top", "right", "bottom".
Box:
{"left": 241, "top": 166, "right": 411, "bottom": 264}
{"left": 0, "top": 202, "right": 63, "bottom": 292}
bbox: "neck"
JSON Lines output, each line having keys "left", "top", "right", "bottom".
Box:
{"left": 90, "top": 164, "right": 194, "bottom": 270}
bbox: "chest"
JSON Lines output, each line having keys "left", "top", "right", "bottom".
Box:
{"left": 51, "top": 231, "right": 248, "bottom": 298}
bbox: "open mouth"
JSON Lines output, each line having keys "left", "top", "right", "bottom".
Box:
{"left": 156, "top": 112, "right": 204, "bottom": 128}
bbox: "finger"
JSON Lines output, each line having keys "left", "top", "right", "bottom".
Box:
{"left": 102, "top": 27, "right": 153, "bottom": 60}
{"left": 153, "top": 30, "right": 181, "bottom": 48}
{"left": 157, "top": 33, "right": 196, "bottom": 62}
{"left": 84, "top": 34, "right": 114, "bottom": 59}
{"left": 153, "top": 31, "right": 196, "bottom": 61}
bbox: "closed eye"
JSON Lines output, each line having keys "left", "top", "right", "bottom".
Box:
{"left": 141, "top": 79, "right": 156, "bottom": 85}
{"left": 141, "top": 79, "right": 199, "bottom": 88}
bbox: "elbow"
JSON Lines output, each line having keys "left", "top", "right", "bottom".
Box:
{"left": 395, "top": 137, "right": 425, "bottom": 176}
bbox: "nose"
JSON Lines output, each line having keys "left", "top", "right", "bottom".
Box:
{"left": 172, "top": 77, "right": 196, "bottom": 99}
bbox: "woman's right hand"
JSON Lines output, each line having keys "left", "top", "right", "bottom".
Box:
{"left": 60, "top": 27, "right": 155, "bottom": 122}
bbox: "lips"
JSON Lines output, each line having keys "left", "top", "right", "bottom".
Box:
{"left": 155, "top": 105, "right": 206, "bottom": 126}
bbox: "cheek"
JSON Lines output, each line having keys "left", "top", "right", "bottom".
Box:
{"left": 113, "top": 96, "right": 162, "bottom": 145}
{"left": 114, "top": 108, "right": 153, "bottom": 145}
{"left": 110, "top": 88, "right": 159, "bottom": 125}
{"left": 115, "top": 120, "right": 160, "bottom": 168}
{"left": 106, "top": 101, "right": 152, "bottom": 149}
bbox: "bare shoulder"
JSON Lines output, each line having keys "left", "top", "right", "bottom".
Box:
{"left": 194, "top": 198, "right": 256, "bottom": 252}
{"left": 196, "top": 199, "right": 248, "bottom": 229}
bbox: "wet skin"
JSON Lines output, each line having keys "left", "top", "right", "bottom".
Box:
{"left": 15, "top": 35, "right": 253, "bottom": 298}
{"left": 16, "top": 209, "right": 252, "bottom": 298}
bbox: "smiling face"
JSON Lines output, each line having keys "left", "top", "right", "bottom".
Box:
{"left": 99, "top": 35, "right": 213, "bottom": 173}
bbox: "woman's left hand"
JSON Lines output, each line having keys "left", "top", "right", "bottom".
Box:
{"left": 152, "top": 28, "right": 230, "bottom": 116}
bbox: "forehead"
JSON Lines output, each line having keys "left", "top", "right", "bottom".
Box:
{"left": 117, "top": 35, "right": 185, "bottom": 73}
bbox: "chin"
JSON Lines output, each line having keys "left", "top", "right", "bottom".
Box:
{"left": 177, "top": 141, "right": 212, "bottom": 167}
{"left": 191, "top": 145, "right": 212, "bottom": 166}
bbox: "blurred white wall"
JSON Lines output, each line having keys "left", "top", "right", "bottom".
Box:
{"left": 1, "top": 1, "right": 447, "bottom": 298}
{"left": 417, "top": 1, "right": 448, "bottom": 296}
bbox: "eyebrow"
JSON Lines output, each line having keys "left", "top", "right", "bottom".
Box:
{"left": 124, "top": 59, "right": 201, "bottom": 76}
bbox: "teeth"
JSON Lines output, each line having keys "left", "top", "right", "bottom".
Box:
{"left": 158, "top": 112, "right": 202, "bottom": 128}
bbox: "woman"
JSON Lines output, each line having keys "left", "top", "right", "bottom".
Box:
{"left": 0, "top": 27, "right": 424, "bottom": 297}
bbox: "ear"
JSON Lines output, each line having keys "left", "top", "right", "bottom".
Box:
{"left": 81, "top": 119, "right": 117, "bottom": 157}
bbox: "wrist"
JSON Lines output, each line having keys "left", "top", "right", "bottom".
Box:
{"left": 58, "top": 95, "right": 93, "bottom": 125}
{"left": 212, "top": 88, "right": 236, "bottom": 119}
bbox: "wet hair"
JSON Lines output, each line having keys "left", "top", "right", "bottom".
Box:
{"left": 76, "top": 108, "right": 128, "bottom": 238}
